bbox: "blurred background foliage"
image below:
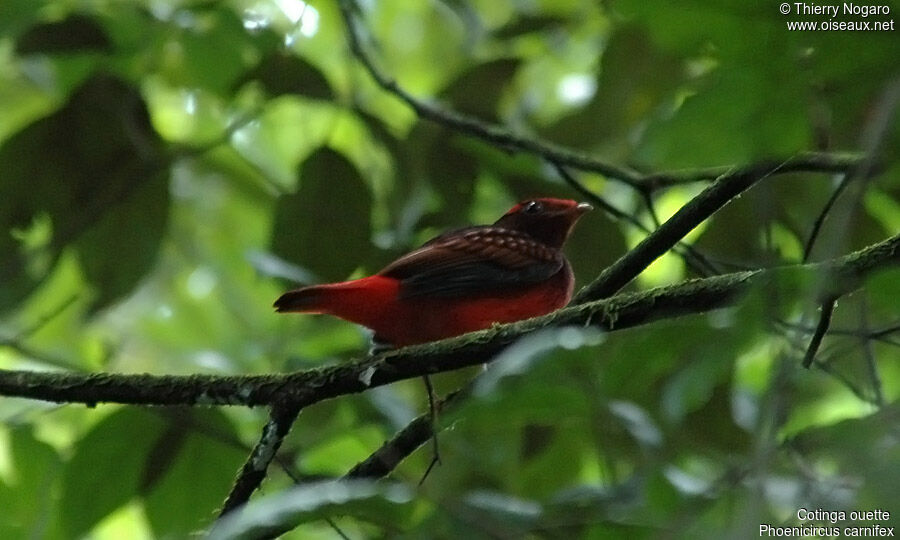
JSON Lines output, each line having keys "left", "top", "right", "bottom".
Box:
{"left": 0, "top": 0, "right": 898, "bottom": 537}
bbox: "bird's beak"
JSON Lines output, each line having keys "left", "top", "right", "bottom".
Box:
{"left": 575, "top": 202, "right": 593, "bottom": 214}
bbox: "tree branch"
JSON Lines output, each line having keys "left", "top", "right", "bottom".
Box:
{"left": 642, "top": 152, "right": 871, "bottom": 188}
{"left": 802, "top": 298, "right": 837, "bottom": 369}
{"left": 552, "top": 163, "right": 718, "bottom": 278}
{"left": 573, "top": 156, "right": 847, "bottom": 302}
{"left": 339, "top": 0, "right": 876, "bottom": 309}
{"left": 338, "top": 0, "right": 867, "bottom": 191}
{"left": 219, "top": 401, "right": 301, "bottom": 516}
{"left": 344, "top": 385, "right": 468, "bottom": 480}
{"left": 3, "top": 233, "right": 896, "bottom": 522}
{"left": 2, "top": 231, "right": 897, "bottom": 410}
{"left": 338, "top": 0, "right": 643, "bottom": 187}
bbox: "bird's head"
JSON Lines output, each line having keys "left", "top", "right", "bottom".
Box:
{"left": 494, "top": 198, "right": 593, "bottom": 248}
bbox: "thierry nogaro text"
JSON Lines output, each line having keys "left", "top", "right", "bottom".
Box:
{"left": 792, "top": 2, "right": 891, "bottom": 17}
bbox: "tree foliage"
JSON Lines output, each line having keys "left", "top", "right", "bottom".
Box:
{"left": 0, "top": 0, "right": 898, "bottom": 538}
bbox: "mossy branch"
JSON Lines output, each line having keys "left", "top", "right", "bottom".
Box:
{"left": 1, "top": 231, "right": 896, "bottom": 409}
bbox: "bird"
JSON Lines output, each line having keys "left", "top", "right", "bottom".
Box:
{"left": 274, "top": 198, "right": 592, "bottom": 347}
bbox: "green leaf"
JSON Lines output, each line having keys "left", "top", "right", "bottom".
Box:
{"left": 0, "top": 428, "right": 64, "bottom": 539}
{"left": 865, "top": 268, "right": 900, "bottom": 319}
{"left": 354, "top": 109, "right": 419, "bottom": 242}
{"left": 208, "top": 480, "right": 414, "bottom": 540}
{"left": 541, "top": 25, "right": 684, "bottom": 153}
{"left": 0, "top": 0, "right": 43, "bottom": 38}
{"left": 519, "top": 426, "right": 590, "bottom": 498}
{"left": 271, "top": 147, "right": 373, "bottom": 281}
{"left": 143, "top": 410, "right": 246, "bottom": 538}
{"left": 163, "top": 8, "right": 258, "bottom": 95}
{"left": 74, "top": 169, "right": 170, "bottom": 310}
{"left": 544, "top": 483, "right": 663, "bottom": 538}
{"left": 638, "top": 65, "right": 810, "bottom": 168}
{"left": 0, "top": 73, "right": 167, "bottom": 311}
{"left": 234, "top": 52, "right": 333, "bottom": 99}
{"left": 661, "top": 354, "right": 732, "bottom": 423}
{"left": 60, "top": 408, "right": 168, "bottom": 537}
{"left": 444, "top": 329, "right": 601, "bottom": 434}
{"left": 788, "top": 404, "right": 900, "bottom": 504}
{"left": 440, "top": 58, "right": 521, "bottom": 121}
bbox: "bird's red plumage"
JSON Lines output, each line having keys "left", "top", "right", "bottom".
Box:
{"left": 274, "top": 198, "right": 591, "bottom": 346}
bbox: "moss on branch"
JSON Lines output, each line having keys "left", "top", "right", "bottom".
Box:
{"left": 1, "top": 231, "right": 897, "bottom": 410}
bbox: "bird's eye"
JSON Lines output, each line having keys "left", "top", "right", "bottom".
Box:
{"left": 522, "top": 201, "right": 543, "bottom": 214}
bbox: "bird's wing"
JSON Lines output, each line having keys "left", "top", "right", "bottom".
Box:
{"left": 379, "top": 227, "right": 563, "bottom": 299}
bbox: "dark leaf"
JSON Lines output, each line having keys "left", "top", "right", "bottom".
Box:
{"left": 16, "top": 13, "right": 112, "bottom": 55}
{"left": 424, "top": 134, "right": 478, "bottom": 228}
{"left": 271, "top": 147, "right": 373, "bottom": 280}
{"left": 138, "top": 411, "right": 191, "bottom": 494}
{"left": 492, "top": 15, "right": 568, "bottom": 39}
{"left": 61, "top": 408, "right": 167, "bottom": 537}
{"left": 234, "top": 52, "right": 333, "bottom": 99}
{"left": 440, "top": 58, "right": 521, "bottom": 121}
{"left": 0, "top": 73, "right": 168, "bottom": 311}
{"left": 143, "top": 409, "right": 246, "bottom": 538}
{"left": 74, "top": 169, "right": 170, "bottom": 310}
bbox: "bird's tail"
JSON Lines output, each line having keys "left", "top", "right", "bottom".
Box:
{"left": 273, "top": 285, "right": 329, "bottom": 313}
{"left": 273, "top": 276, "right": 399, "bottom": 318}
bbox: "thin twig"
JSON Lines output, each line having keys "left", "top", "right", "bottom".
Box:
{"left": 814, "top": 353, "right": 875, "bottom": 404}
{"left": 802, "top": 78, "right": 900, "bottom": 262}
{"left": 643, "top": 152, "right": 869, "bottom": 187}
{"left": 419, "top": 375, "right": 441, "bottom": 486}
{"left": 640, "top": 190, "right": 662, "bottom": 228}
{"left": 339, "top": 1, "right": 868, "bottom": 192}
{"left": 574, "top": 159, "right": 791, "bottom": 302}
{"left": 774, "top": 319, "right": 900, "bottom": 345}
{"left": 551, "top": 162, "right": 641, "bottom": 227}
{"left": 345, "top": 388, "right": 465, "bottom": 480}
{"left": 552, "top": 163, "right": 718, "bottom": 277}
{"left": 271, "top": 442, "right": 353, "bottom": 539}
{"left": 0, "top": 294, "right": 83, "bottom": 370}
{"left": 340, "top": 0, "right": 874, "bottom": 310}
{"left": 324, "top": 518, "right": 352, "bottom": 540}
{"left": 802, "top": 173, "right": 854, "bottom": 262}
{"left": 175, "top": 106, "right": 265, "bottom": 159}
{"left": 16, "top": 293, "right": 81, "bottom": 339}
{"left": 802, "top": 298, "right": 837, "bottom": 369}
{"left": 858, "top": 297, "right": 885, "bottom": 406}
{"left": 338, "top": 0, "right": 644, "bottom": 187}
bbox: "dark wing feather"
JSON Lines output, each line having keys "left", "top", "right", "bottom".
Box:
{"left": 379, "top": 227, "right": 563, "bottom": 299}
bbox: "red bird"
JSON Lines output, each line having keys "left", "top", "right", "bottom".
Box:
{"left": 274, "top": 198, "right": 592, "bottom": 347}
